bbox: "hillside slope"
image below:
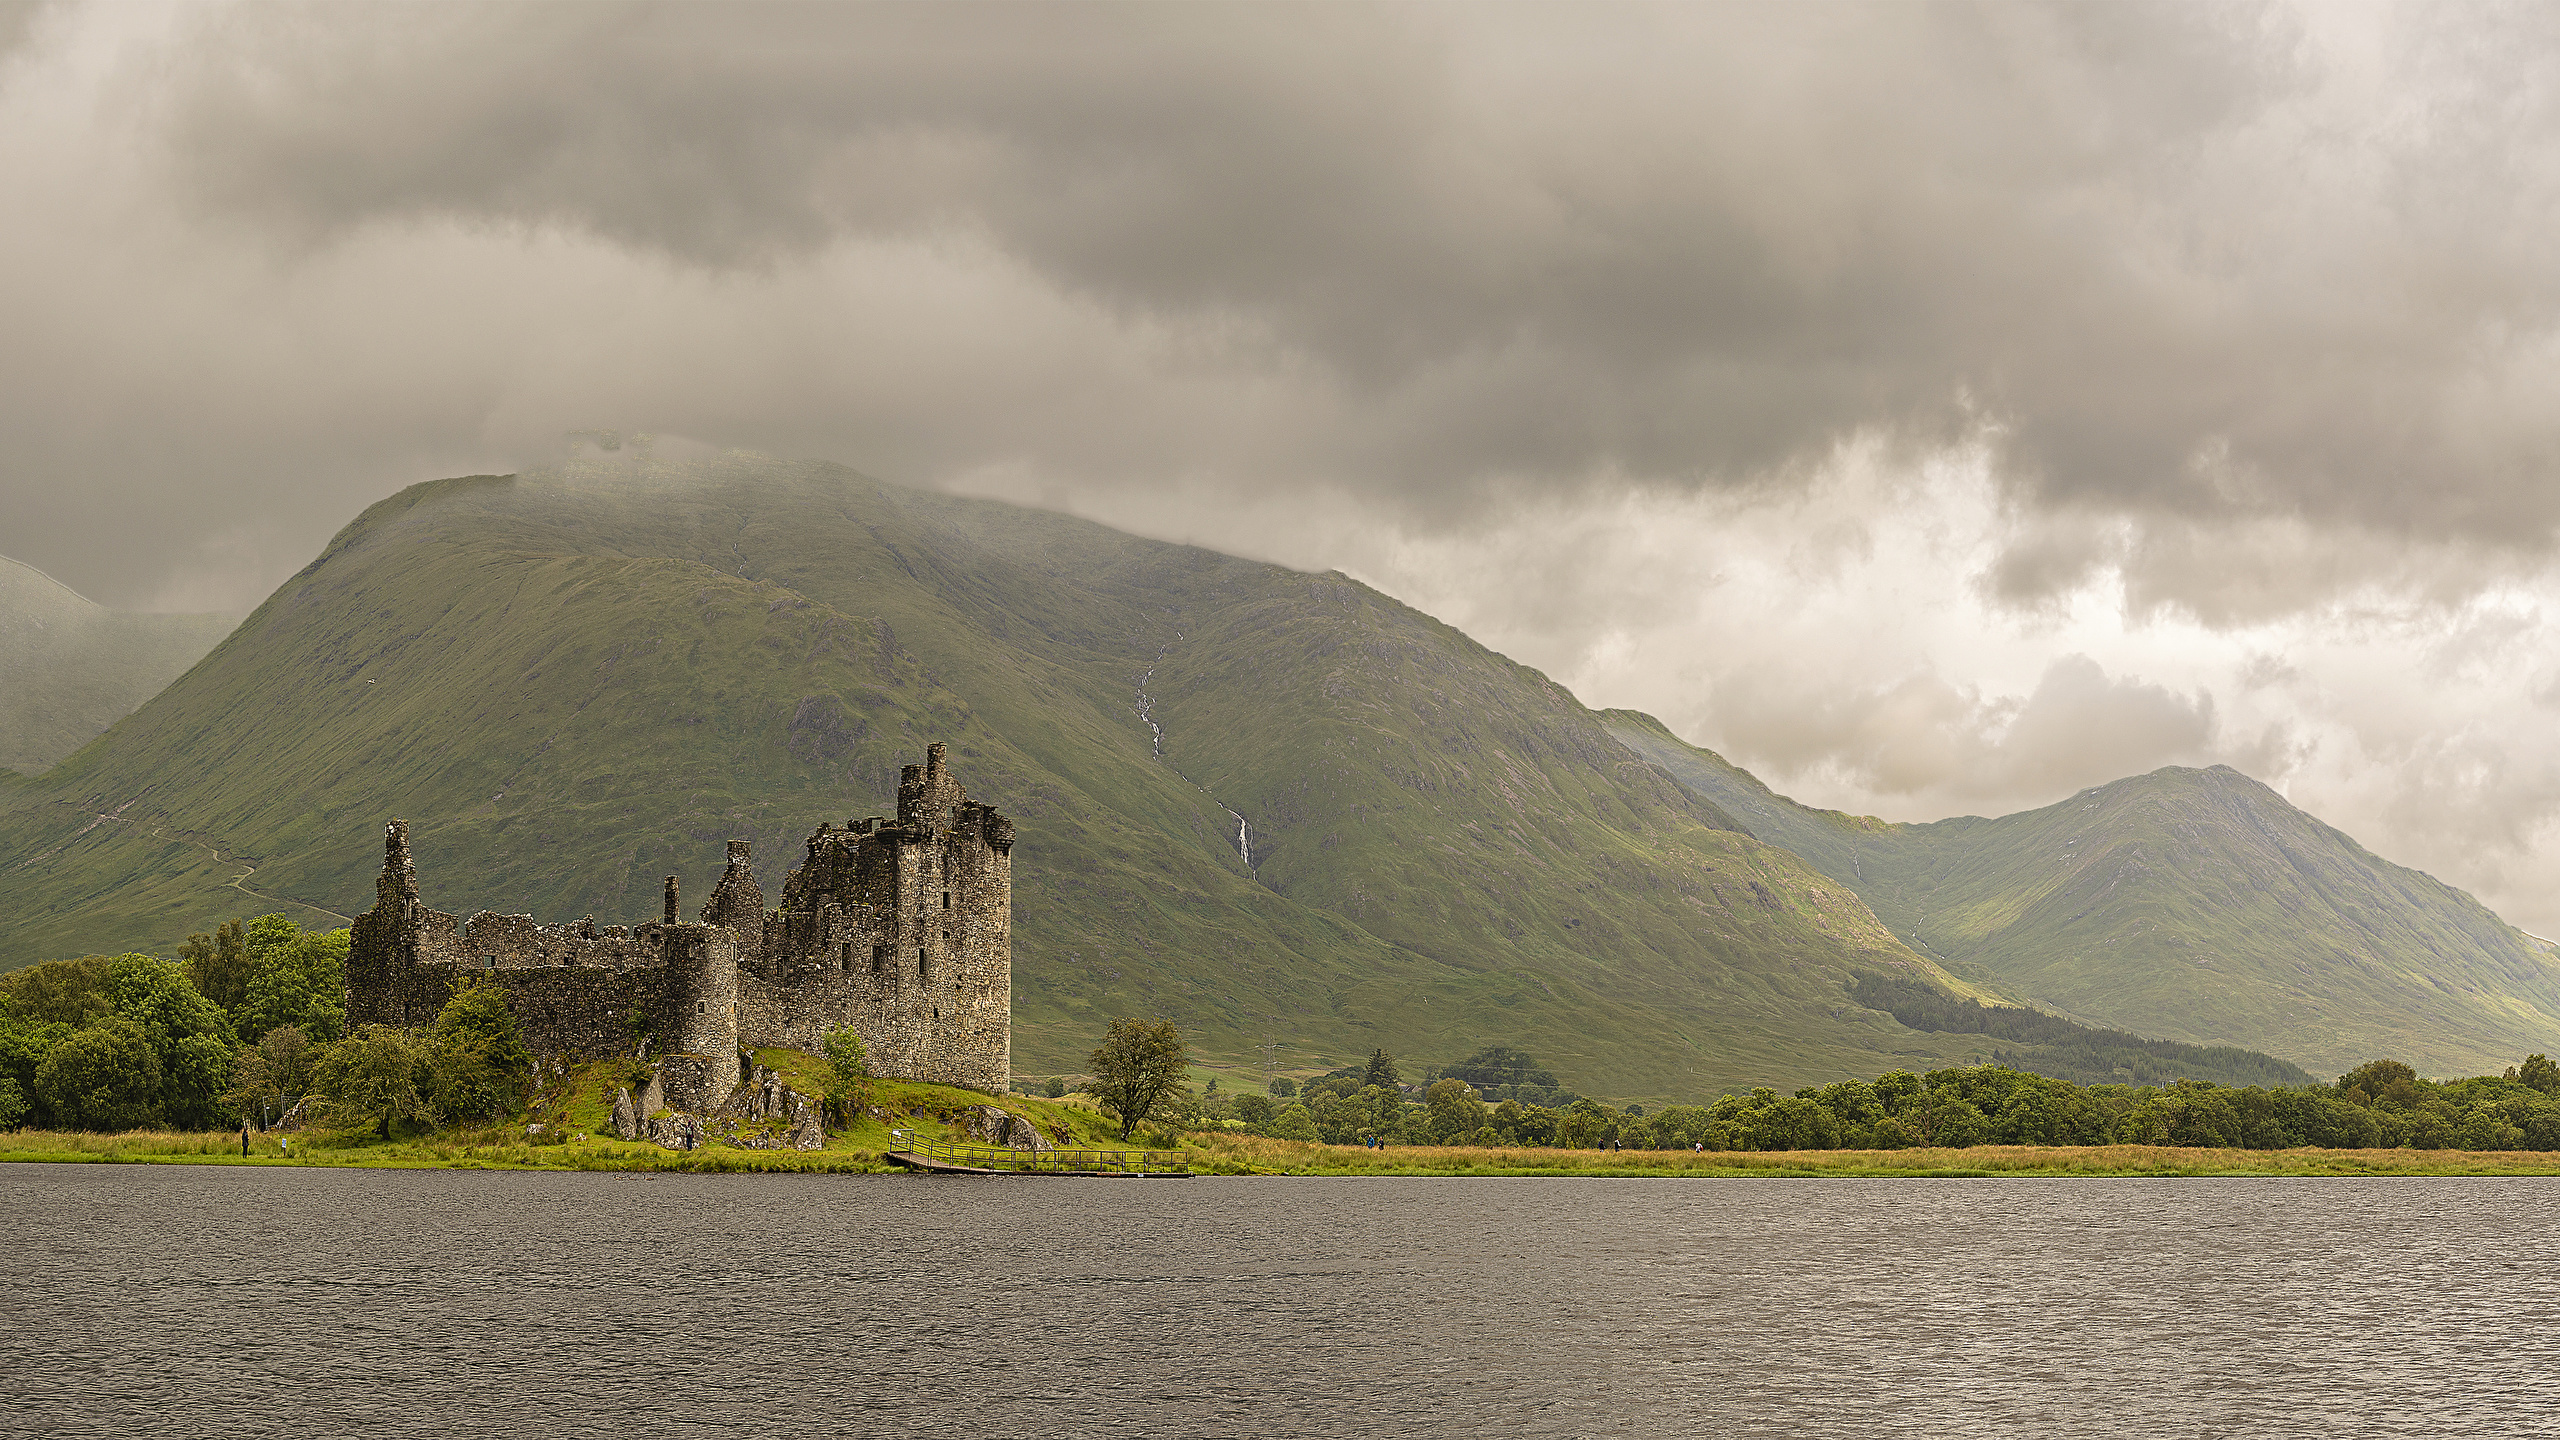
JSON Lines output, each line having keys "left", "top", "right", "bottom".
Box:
{"left": 0, "top": 556, "right": 233, "bottom": 775}
{"left": 1604, "top": 711, "right": 2560, "bottom": 1077}
{"left": 0, "top": 455, "right": 2009, "bottom": 1100}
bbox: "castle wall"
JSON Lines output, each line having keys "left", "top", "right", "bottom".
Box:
{"left": 344, "top": 742, "right": 1011, "bottom": 1103}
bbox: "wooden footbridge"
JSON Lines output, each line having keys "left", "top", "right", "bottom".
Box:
{"left": 885, "top": 1141, "right": 1194, "bottom": 1177}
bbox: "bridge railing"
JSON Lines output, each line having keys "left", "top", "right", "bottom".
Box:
{"left": 899, "top": 1140, "right": 1193, "bottom": 1174}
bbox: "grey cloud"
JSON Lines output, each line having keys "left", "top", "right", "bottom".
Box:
{"left": 131, "top": 0, "right": 2560, "bottom": 585}
{"left": 0, "top": 0, "right": 49, "bottom": 60}
{"left": 1709, "top": 654, "right": 2214, "bottom": 809}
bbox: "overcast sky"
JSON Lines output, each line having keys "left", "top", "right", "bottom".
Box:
{"left": 8, "top": 0, "right": 2560, "bottom": 934}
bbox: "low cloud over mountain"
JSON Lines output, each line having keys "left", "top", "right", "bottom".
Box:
{"left": 5, "top": 1, "right": 2560, "bottom": 929}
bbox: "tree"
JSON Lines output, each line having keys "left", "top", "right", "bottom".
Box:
{"left": 1042, "top": 1076, "right": 1067, "bottom": 1098}
{"left": 180, "top": 920, "right": 252, "bottom": 1017}
{"left": 1911, "top": 1091, "right": 1989, "bottom": 1148}
{"left": 0, "top": 954, "right": 114, "bottom": 1026}
{"left": 1364, "top": 1048, "right": 1402, "bottom": 1090}
{"left": 1748, "top": 1095, "right": 1841, "bottom": 1151}
{"left": 1232, "top": 1093, "right": 1277, "bottom": 1128}
{"left": 1267, "top": 1103, "right": 1319, "bottom": 1141}
{"left": 2521, "top": 1054, "right": 2560, "bottom": 1094}
{"left": 821, "top": 1025, "right": 873, "bottom": 1122}
{"left": 1087, "top": 1017, "right": 1188, "bottom": 1141}
{"left": 2340, "top": 1059, "right": 2419, "bottom": 1101}
{"left": 428, "top": 980, "right": 533, "bottom": 1124}
{"left": 1440, "top": 1046, "right": 1557, "bottom": 1101}
{"left": 1268, "top": 1075, "right": 1297, "bottom": 1098}
{"left": 316, "top": 1024, "right": 436, "bottom": 1140}
{"left": 35, "top": 1018, "right": 164, "bottom": 1131}
{"left": 236, "top": 919, "right": 351, "bottom": 1044}
{"left": 223, "top": 1025, "right": 321, "bottom": 1128}
{"left": 102, "top": 954, "right": 237, "bottom": 1129}
{"left": 1425, "top": 1077, "right": 1486, "bottom": 1142}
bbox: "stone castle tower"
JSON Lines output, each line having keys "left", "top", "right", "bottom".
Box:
{"left": 346, "top": 743, "right": 1015, "bottom": 1106}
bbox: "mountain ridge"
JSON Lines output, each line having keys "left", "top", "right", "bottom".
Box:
{"left": 0, "top": 455, "right": 2011, "bottom": 1100}
{"left": 1603, "top": 709, "right": 2560, "bottom": 1076}
{"left": 0, "top": 554, "right": 234, "bottom": 776}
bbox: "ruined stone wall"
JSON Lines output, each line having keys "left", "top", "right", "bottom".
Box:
{"left": 347, "top": 902, "right": 737, "bottom": 1079}
{"left": 344, "top": 742, "right": 1010, "bottom": 1102}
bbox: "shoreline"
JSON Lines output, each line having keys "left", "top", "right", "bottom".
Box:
{"left": 11, "top": 1130, "right": 2560, "bottom": 1178}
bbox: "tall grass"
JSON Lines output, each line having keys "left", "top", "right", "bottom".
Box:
{"left": 14, "top": 1125, "right": 2560, "bottom": 1177}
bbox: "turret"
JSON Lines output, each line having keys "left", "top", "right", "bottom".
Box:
{"left": 700, "top": 840, "right": 765, "bottom": 929}
{"left": 379, "top": 819, "right": 421, "bottom": 917}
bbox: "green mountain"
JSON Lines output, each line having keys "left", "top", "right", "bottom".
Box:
{"left": 0, "top": 556, "right": 233, "bottom": 776}
{"left": 1604, "top": 710, "right": 2560, "bottom": 1077}
{"left": 0, "top": 454, "right": 2027, "bottom": 1102}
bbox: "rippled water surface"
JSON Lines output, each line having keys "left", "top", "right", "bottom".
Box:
{"left": 8, "top": 1166, "right": 2560, "bottom": 1436}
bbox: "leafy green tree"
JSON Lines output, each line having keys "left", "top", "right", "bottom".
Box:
{"left": 1087, "top": 1017, "right": 1189, "bottom": 1141}
{"left": 1871, "top": 1069, "right": 1925, "bottom": 1116}
{"left": 1812, "top": 1080, "right": 1884, "bottom": 1130}
{"left": 224, "top": 1025, "right": 324, "bottom": 1128}
{"left": 1041, "top": 1075, "right": 1067, "bottom": 1098}
{"left": 102, "top": 954, "right": 237, "bottom": 1129}
{"left": 1558, "top": 1097, "right": 1615, "bottom": 1148}
{"left": 1425, "top": 1077, "right": 1487, "bottom": 1142}
{"left": 0, "top": 995, "right": 70, "bottom": 1126}
{"left": 35, "top": 1017, "right": 164, "bottom": 1131}
{"left": 1647, "top": 1104, "right": 1714, "bottom": 1149}
{"left": 1911, "top": 1091, "right": 1989, "bottom": 1148}
{"left": 1748, "top": 1095, "right": 1840, "bottom": 1151}
{"left": 2521, "top": 1054, "right": 2560, "bottom": 1094}
{"left": 0, "top": 1076, "right": 26, "bottom": 1130}
{"left": 236, "top": 920, "right": 351, "bottom": 1044}
{"left": 1232, "top": 1093, "right": 1276, "bottom": 1129}
{"left": 0, "top": 954, "right": 114, "bottom": 1026}
{"left": 2457, "top": 1105, "right": 2526, "bottom": 1151}
{"left": 179, "top": 920, "right": 252, "bottom": 1018}
{"left": 1267, "top": 1075, "right": 1297, "bottom": 1098}
{"left": 821, "top": 1025, "right": 873, "bottom": 1121}
{"left": 1267, "top": 1103, "right": 1319, "bottom": 1141}
{"left": 316, "top": 1024, "right": 436, "bottom": 1140}
{"left": 427, "top": 980, "right": 533, "bottom": 1124}
{"left": 2339, "top": 1059, "right": 2419, "bottom": 1102}
{"left": 1867, "top": 1115, "right": 1920, "bottom": 1149}
{"left": 1365, "top": 1048, "right": 1401, "bottom": 1090}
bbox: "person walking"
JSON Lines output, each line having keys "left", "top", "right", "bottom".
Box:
{"left": 240, "top": 1125, "right": 250, "bottom": 1158}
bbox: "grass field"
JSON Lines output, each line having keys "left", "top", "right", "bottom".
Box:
{"left": 11, "top": 1125, "right": 2560, "bottom": 1179}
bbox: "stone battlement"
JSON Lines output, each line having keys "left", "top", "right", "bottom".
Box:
{"left": 347, "top": 742, "right": 1014, "bottom": 1096}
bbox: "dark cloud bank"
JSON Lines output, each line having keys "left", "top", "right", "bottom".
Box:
{"left": 8, "top": 0, "right": 2560, "bottom": 927}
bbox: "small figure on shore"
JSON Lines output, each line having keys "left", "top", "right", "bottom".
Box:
{"left": 240, "top": 1125, "right": 250, "bottom": 1158}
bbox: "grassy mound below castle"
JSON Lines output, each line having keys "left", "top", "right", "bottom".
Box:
{"left": 0, "top": 1050, "right": 1192, "bottom": 1173}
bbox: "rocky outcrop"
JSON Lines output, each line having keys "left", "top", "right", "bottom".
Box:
{"left": 959, "top": 1105, "right": 1053, "bottom": 1151}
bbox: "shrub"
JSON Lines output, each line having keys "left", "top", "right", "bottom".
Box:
{"left": 36, "top": 1018, "right": 163, "bottom": 1131}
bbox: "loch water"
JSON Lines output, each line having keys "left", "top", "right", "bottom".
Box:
{"left": 6, "top": 1165, "right": 2560, "bottom": 1437}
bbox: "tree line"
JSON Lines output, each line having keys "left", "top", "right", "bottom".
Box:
{"left": 1145, "top": 1043, "right": 2560, "bottom": 1152}
{"left": 0, "top": 917, "right": 537, "bottom": 1137}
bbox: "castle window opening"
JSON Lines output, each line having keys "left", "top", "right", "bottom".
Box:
{"left": 919, "top": 948, "right": 930, "bottom": 983}
{"left": 697, "top": 1001, "right": 706, "bottom": 1015}
{"left": 942, "top": 891, "right": 951, "bottom": 910}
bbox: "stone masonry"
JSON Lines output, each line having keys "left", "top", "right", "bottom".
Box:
{"left": 346, "top": 743, "right": 1015, "bottom": 1101}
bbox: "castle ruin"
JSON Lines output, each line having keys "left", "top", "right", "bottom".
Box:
{"left": 346, "top": 743, "right": 1015, "bottom": 1109}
